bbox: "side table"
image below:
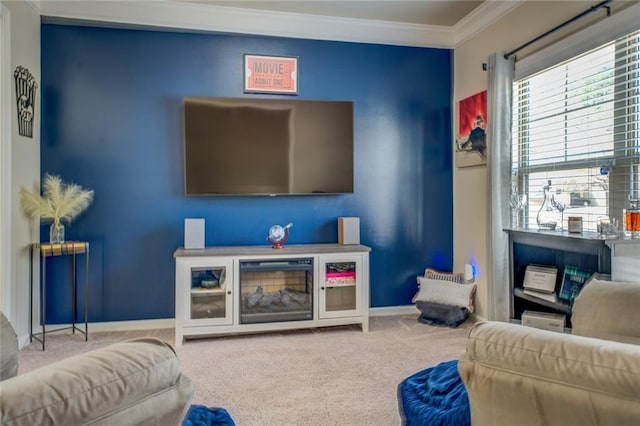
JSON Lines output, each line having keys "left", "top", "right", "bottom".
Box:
{"left": 30, "top": 241, "right": 89, "bottom": 350}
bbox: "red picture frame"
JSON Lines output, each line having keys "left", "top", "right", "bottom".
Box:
{"left": 244, "top": 54, "right": 298, "bottom": 95}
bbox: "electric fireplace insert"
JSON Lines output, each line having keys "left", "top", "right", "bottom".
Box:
{"left": 239, "top": 258, "right": 313, "bottom": 324}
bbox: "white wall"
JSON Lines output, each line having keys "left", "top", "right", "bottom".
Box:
{"left": 0, "top": 0, "right": 40, "bottom": 346}
{"left": 453, "top": 0, "right": 636, "bottom": 319}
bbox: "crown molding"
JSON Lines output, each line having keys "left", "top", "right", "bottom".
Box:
{"left": 39, "top": 0, "right": 523, "bottom": 49}
{"left": 453, "top": 0, "right": 526, "bottom": 47}
{"left": 38, "top": 0, "right": 452, "bottom": 48}
{"left": 23, "top": 0, "right": 40, "bottom": 14}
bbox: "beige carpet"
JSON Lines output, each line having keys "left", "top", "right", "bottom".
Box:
{"left": 18, "top": 315, "right": 474, "bottom": 425}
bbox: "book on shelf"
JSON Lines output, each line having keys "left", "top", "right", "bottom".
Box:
{"left": 326, "top": 270, "right": 356, "bottom": 284}
{"left": 523, "top": 264, "right": 557, "bottom": 294}
{"left": 559, "top": 266, "right": 593, "bottom": 302}
{"left": 522, "top": 288, "right": 559, "bottom": 304}
{"left": 325, "top": 271, "right": 356, "bottom": 278}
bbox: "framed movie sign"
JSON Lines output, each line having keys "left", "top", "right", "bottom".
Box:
{"left": 244, "top": 54, "right": 298, "bottom": 95}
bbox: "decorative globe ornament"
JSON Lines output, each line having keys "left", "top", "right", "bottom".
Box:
{"left": 267, "top": 223, "right": 293, "bottom": 249}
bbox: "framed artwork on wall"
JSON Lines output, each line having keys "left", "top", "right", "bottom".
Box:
{"left": 244, "top": 54, "right": 298, "bottom": 95}
{"left": 14, "top": 66, "right": 37, "bottom": 138}
{"left": 455, "top": 90, "right": 487, "bottom": 168}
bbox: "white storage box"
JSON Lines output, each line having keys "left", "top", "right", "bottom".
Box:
{"left": 522, "top": 310, "right": 565, "bottom": 333}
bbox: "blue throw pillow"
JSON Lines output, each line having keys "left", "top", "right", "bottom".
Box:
{"left": 182, "top": 404, "right": 235, "bottom": 426}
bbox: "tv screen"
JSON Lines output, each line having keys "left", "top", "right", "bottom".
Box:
{"left": 183, "top": 97, "right": 354, "bottom": 195}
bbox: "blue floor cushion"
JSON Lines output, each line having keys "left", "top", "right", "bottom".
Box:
{"left": 398, "top": 360, "right": 470, "bottom": 426}
{"left": 182, "top": 404, "right": 235, "bottom": 426}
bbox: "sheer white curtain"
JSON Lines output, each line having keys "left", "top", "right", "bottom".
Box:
{"left": 486, "top": 52, "right": 515, "bottom": 321}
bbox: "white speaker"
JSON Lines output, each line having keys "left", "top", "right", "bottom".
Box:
{"left": 338, "top": 217, "right": 360, "bottom": 245}
{"left": 184, "top": 218, "right": 205, "bottom": 249}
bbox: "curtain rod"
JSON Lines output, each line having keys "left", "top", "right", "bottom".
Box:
{"left": 482, "top": 0, "right": 613, "bottom": 70}
{"left": 505, "top": 0, "right": 612, "bottom": 60}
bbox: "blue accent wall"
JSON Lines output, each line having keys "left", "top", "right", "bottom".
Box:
{"left": 41, "top": 24, "right": 453, "bottom": 323}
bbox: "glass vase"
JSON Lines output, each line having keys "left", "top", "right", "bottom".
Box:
{"left": 510, "top": 193, "right": 527, "bottom": 229}
{"left": 536, "top": 180, "right": 561, "bottom": 231}
{"left": 50, "top": 221, "right": 65, "bottom": 244}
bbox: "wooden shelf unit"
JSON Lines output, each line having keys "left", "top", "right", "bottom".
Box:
{"left": 506, "top": 229, "right": 611, "bottom": 329}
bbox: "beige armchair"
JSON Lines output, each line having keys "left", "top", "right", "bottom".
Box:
{"left": 458, "top": 279, "right": 640, "bottom": 426}
{"left": 0, "top": 313, "right": 193, "bottom": 425}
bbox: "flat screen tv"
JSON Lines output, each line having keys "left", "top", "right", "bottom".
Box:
{"left": 183, "top": 97, "right": 354, "bottom": 195}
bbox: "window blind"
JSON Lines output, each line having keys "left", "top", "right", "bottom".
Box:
{"left": 512, "top": 28, "right": 640, "bottom": 232}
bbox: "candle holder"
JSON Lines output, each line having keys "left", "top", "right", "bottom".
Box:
{"left": 509, "top": 193, "right": 527, "bottom": 229}
{"left": 623, "top": 199, "right": 640, "bottom": 239}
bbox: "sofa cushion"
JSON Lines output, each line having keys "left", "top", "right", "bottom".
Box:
{"left": 572, "top": 278, "right": 640, "bottom": 345}
{"left": 416, "top": 301, "right": 469, "bottom": 328}
{"left": 0, "top": 337, "right": 193, "bottom": 426}
{"left": 0, "top": 311, "right": 18, "bottom": 380}
{"left": 412, "top": 268, "right": 466, "bottom": 304}
{"left": 413, "top": 277, "right": 476, "bottom": 312}
{"left": 423, "top": 268, "right": 465, "bottom": 283}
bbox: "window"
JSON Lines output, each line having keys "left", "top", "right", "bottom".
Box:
{"left": 512, "top": 28, "right": 640, "bottom": 232}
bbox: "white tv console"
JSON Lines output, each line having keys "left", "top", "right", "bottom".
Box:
{"left": 174, "top": 244, "right": 370, "bottom": 346}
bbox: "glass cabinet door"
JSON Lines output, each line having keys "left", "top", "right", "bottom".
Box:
{"left": 183, "top": 258, "right": 233, "bottom": 326}
{"left": 319, "top": 255, "right": 362, "bottom": 319}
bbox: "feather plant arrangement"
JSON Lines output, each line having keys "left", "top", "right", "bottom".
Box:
{"left": 20, "top": 174, "right": 94, "bottom": 243}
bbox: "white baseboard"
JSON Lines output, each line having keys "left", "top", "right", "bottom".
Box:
{"left": 88, "top": 318, "right": 176, "bottom": 331}
{"left": 368, "top": 305, "right": 419, "bottom": 316}
{"left": 18, "top": 318, "right": 176, "bottom": 348}
{"left": 370, "top": 305, "right": 486, "bottom": 322}
{"left": 18, "top": 334, "right": 30, "bottom": 350}
{"left": 18, "top": 308, "right": 427, "bottom": 346}
{"left": 469, "top": 312, "right": 486, "bottom": 322}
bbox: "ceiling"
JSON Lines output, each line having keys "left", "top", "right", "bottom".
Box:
{"left": 181, "top": 1, "right": 486, "bottom": 27}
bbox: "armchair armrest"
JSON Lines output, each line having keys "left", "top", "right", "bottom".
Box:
{"left": 0, "top": 338, "right": 193, "bottom": 426}
{"left": 458, "top": 321, "right": 640, "bottom": 426}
